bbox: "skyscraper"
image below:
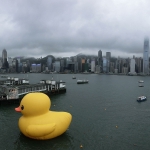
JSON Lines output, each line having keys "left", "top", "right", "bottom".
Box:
{"left": 106, "top": 52, "right": 111, "bottom": 73}
{"left": 2, "top": 49, "right": 7, "bottom": 68}
{"left": 143, "top": 38, "right": 149, "bottom": 74}
{"left": 98, "top": 50, "right": 102, "bottom": 72}
{"left": 98, "top": 50, "right": 102, "bottom": 65}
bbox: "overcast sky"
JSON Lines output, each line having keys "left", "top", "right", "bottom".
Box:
{"left": 0, "top": 0, "right": 150, "bottom": 58}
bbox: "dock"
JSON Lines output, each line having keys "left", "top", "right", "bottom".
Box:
{"left": 0, "top": 77, "right": 66, "bottom": 104}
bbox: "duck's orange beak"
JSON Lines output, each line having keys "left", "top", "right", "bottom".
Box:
{"left": 15, "top": 106, "right": 21, "bottom": 112}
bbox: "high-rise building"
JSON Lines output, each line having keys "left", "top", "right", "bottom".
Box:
{"left": 143, "top": 38, "right": 149, "bottom": 74}
{"left": 106, "top": 52, "right": 111, "bottom": 72}
{"left": 47, "top": 56, "right": 53, "bottom": 71}
{"left": 130, "top": 58, "right": 136, "bottom": 74}
{"left": 98, "top": 50, "right": 102, "bottom": 72}
{"left": 98, "top": 50, "right": 102, "bottom": 65}
{"left": 102, "top": 57, "right": 107, "bottom": 73}
{"left": 91, "top": 59, "right": 95, "bottom": 73}
{"left": 2, "top": 49, "right": 7, "bottom": 68}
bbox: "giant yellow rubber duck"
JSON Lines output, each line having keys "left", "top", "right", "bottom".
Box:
{"left": 15, "top": 92, "right": 72, "bottom": 140}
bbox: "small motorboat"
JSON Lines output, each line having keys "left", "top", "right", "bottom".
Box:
{"left": 72, "top": 76, "right": 76, "bottom": 79}
{"left": 139, "top": 84, "right": 144, "bottom": 87}
{"left": 137, "top": 96, "right": 147, "bottom": 102}
{"left": 138, "top": 80, "right": 144, "bottom": 83}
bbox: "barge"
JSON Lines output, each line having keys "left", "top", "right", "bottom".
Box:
{"left": 0, "top": 78, "right": 66, "bottom": 104}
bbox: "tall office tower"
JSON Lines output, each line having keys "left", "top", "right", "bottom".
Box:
{"left": 130, "top": 58, "right": 136, "bottom": 74}
{"left": 102, "top": 56, "right": 107, "bottom": 73}
{"left": 98, "top": 50, "right": 102, "bottom": 65}
{"left": 2, "top": 49, "right": 7, "bottom": 67}
{"left": 91, "top": 60, "right": 95, "bottom": 73}
{"left": 143, "top": 38, "right": 149, "bottom": 74}
{"left": 106, "top": 52, "right": 111, "bottom": 72}
{"left": 47, "top": 56, "right": 53, "bottom": 71}
{"left": 135, "top": 57, "right": 142, "bottom": 73}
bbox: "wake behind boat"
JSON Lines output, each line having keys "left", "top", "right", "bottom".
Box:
{"left": 137, "top": 96, "right": 147, "bottom": 102}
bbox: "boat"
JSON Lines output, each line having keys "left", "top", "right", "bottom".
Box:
{"left": 139, "top": 84, "right": 144, "bottom": 87}
{"left": 138, "top": 80, "right": 144, "bottom": 83}
{"left": 72, "top": 76, "right": 76, "bottom": 79}
{"left": 77, "top": 79, "right": 89, "bottom": 84}
{"left": 0, "top": 78, "right": 66, "bottom": 104}
{"left": 137, "top": 96, "right": 147, "bottom": 102}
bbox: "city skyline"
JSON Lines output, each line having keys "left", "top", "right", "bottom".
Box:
{"left": 0, "top": 1, "right": 150, "bottom": 58}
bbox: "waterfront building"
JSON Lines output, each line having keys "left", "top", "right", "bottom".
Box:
{"left": 12, "top": 59, "right": 17, "bottom": 72}
{"left": 129, "top": 58, "right": 136, "bottom": 75}
{"left": 30, "top": 63, "right": 41, "bottom": 73}
{"left": 106, "top": 52, "right": 111, "bottom": 72}
{"left": 110, "top": 62, "right": 115, "bottom": 73}
{"left": 114, "top": 68, "right": 118, "bottom": 74}
{"left": 36, "top": 64, "right": 41, "bottom": 72}
{"left": 135, "top": 57, "right": 143, "bottom": 73}
{"left": 54, "top": 61, "right": 60, "bottom": 72}
{"left": 47, "top": 56, "right": 53, "bottom": 71}
{"left": 98, "top": 50, "right": 102, "bottom": 72}
{"left": 22, "top": 62, "right": 27, "bottom": 73}
{"left": 31, "top": 64, "right": 37, "bottom": 72}
{"left": 2, "top": 49, "right": 7, "bottom": 67}
{"left": 60, "top": 59, "right": 65, "bottom": 72}
{"left": 95, "top": 65, "right": 100, "bottom": 73}
{"left": 7, "top": 57, "right": 13, "bottom": 66}
{"left": 98, "top": 50, "right": 102, "bottom": 65}
{"left": 143, "top": 38, "right": 149, "bottom": 74}
{"left": 102, "top": 57, "right": 107, "bottom": 73}
{"left": 122, "top": 67, "right": 128, "bottom": 74}
{"left": 91, "top": 60, "right": 95, "bottom": 73}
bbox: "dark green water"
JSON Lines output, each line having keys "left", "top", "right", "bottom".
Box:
{"left": 0, "top": 73, "right": 150, "bottom": 150}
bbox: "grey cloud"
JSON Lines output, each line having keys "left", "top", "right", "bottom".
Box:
{"left": 0, "top": 0, "right": 149, "bottom": 58}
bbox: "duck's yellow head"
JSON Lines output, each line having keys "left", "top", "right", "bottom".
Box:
{"left": 15, "top": 93, "right": 51, "bottom": 116}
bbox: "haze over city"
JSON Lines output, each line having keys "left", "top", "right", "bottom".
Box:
{"left": 1, "top": 0, "right": 150, "bottom": 58}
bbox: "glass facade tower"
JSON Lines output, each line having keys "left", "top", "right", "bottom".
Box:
{"left": 143, "top": 38, "right": 149, "bottom": 74}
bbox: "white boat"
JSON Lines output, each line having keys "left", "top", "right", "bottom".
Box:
{"left": 77, "top": 79, "right": 88, "bottom": 84}
{"left": 137, "top": 96, "right": 147, "bottom": 102}
{"left": 72, "top": 76, "right": 76, "bottom": 79}
{"left": 138, "top": 80, "right": 144, "bottom": 83}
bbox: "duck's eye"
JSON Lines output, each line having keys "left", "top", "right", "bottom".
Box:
{"left": 21, "top": 105, "right": 24, "bottom": 110}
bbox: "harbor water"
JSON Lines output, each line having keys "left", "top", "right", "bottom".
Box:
{"left": 0, "top": 73, "right": 150, "bottom": 150}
